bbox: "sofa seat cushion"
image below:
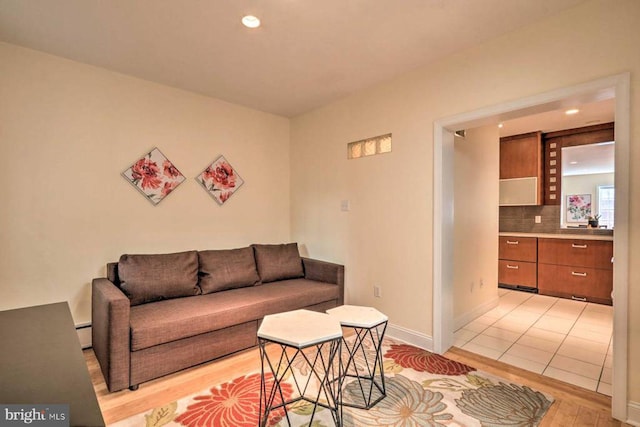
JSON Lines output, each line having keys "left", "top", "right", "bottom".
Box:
{"left": 129, "top": 279, "right": 340, "bottom": 351}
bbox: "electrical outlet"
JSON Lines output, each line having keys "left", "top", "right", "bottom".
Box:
{"left": 373, "top": 285, "right": 381, "bottom": 298}
{"left": 535, "top": 215, "right": 542, "bottom": 224}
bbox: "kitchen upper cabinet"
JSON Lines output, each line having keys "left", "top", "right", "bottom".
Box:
{"left": 499, "top": 132, "right": 543, "bottom": 206}
{"left": 500, "top": 132, "right": 543, "bottom": 179}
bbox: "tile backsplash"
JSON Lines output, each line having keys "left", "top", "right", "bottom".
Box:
{"left": 500, "top": 205, "right": 559, "bottom": 233}
{"left": 499, "top": 205, "right": 613, "bottom": 236}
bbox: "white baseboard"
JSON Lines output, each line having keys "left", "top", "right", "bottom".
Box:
{"left": 454, "top": 296, "right": 500, "bottom": 331}
{"left": 385, "top": 323, "right": 433, "bottom": 352}
{"left": 627, "top": 401, "right": 640, "bottom": 426}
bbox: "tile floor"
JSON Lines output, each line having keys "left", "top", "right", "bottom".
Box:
{"left": 455, "top": 288, "right": 613, "bottom": 395}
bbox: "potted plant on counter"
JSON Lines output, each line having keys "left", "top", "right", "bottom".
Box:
{"left": 588, "top": 214, "right": 601, "bottom": 228}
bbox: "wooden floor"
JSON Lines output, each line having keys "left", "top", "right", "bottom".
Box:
{"left": 85, "top": 344, "right": 631, "bottom": 426}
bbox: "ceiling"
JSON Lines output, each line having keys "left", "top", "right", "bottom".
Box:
{"left": 499, "top": 98, "right": 615, "bottom": 138}
{"left": 497, "top": 97, "right": 616, "bottom": 176}
{"left": 0, "top": 0, "right": 586, "bottom": 117}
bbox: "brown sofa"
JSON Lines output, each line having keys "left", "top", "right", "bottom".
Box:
{"left": 91, "top": 243, "right": 344, "bottom": 392}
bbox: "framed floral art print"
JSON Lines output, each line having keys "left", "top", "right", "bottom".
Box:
{"left": 197, "top": 155, "right": 244, "bottom": 205}
{"left": 566, "top": 194, "right": 591, "bottom": 223}
{"left": 122, "top": 148, "right": 185, "bottom": 205}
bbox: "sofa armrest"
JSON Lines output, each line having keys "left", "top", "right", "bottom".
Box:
{"left": 302, "top": 257, "right": 344, "bottom": 305}
{"left": 92, "top": 278, "right": 131, "bottom": 392}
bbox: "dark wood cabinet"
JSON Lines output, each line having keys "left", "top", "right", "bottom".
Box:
{"left": 499, "top": 236, "right": 537, "bottom": 262}
{"left": 537, "top": 238, "right": 613, "bottom": 305}
{"left": 498, "top": 236, "right": 537, "bottom": 289}
{"left": 500, "top": 132, "right": 543, "bottom": 179}
{"left": 537, "top": 238, "right": 613, "bottom": 270}
{"left": 499, "top": 132, "right": 543, "bottom": 205}
{"left": 499, "top": 259, "right": 537, "bottom": 289}
{"left": 538, "top": 264, "right": 613, "bottom": 304}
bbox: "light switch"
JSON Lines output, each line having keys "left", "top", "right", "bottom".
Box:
{"left": 340, "top": 200, "right": 350, "bottom": 212}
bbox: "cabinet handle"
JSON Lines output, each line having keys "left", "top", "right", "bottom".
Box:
{"left": 506, "top": 264, "right": 519, "bottom": 269}
{"left": 572, "top": 244, "right": 588, "bottom": 249}
{"left": 571, "top": 271, "right": 587, "bottom": 277}
{"left": 571, "top": 296, "right": 587, "bottom": 302}
{"left": 506, "top": 240, "right": 519, "bottom": 245}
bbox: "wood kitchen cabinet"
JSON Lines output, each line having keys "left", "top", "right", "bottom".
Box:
{"left": 537, "top": 238, "right": 613, "bottom": 305}
{"left": 500, "top": 132, "right": 543, "bottom": 179}
{"left": 499, "top": 132, "right": 544, "bottom": 205}
{"left": 498, "top": 236, "right": 537, "bottom": 290}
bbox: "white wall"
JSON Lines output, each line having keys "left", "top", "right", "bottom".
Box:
{"left": 290, "top": 0, "right": 640, "bottom": 401}
{"left": 0, "top": 42, "right": 291, "bottom": 324}
{"left": 453, "top": 126, "right": 499, "bottom": 325}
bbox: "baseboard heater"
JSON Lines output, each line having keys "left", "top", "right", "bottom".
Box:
{"left": 498, "top": 283, "right": 538, "bottom": 294}
{"left": 75, "top": 322, "right": 92, "bottom": 349}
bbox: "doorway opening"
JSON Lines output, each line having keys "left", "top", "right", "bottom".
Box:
{"left": 432, "top": 73, "right": 630, "bottom": 420}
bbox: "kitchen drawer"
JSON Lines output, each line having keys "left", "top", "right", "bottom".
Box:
{"left": 499, "top": 236, "right": 537, "bottom": 262}
{"left": 538, "top": 238, "right": 613, "bottom": 270}
{"left": 498, "top": 260, "right": 537, "bottom": 288}
{"left": 538, "top": 263, "right": 612, "bottom": 305}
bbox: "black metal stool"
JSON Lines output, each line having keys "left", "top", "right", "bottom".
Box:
{"left": 327, "top": 305, "right": 388, "bottom": 409}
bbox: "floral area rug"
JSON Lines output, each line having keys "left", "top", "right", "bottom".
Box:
{"left": 112, "top": 339, "right": 553, "bottom": 427}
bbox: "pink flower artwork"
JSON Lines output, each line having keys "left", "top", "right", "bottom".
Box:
{"left": 566, "top": 193, "right": 592, "bottom": 223}
{"left": 197, "top": 155, "right": 244, "bottom": 205}
{"left": 122, "top": 148, "right": 185, "bottom": 205}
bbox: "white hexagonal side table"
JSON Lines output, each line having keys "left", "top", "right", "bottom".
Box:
{"left": 326, "top": 305, "right": 388, "bottom": 409}
{"left": 258, "top": 309, "right": 343, "bottom": 427}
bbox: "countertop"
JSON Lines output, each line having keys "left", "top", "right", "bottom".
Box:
{"left": 499, "top": 231, "right": 613, "bottom": 241}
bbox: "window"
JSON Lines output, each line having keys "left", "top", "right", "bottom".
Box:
{"left": 598, "top": 185, "right": 615, "bottom": 229}
{"left": 348, "top": 133, "right": 392, "bottom": 159}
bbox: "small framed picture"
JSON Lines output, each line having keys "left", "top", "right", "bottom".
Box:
{"left": 566, "top": 194, "right": 591, "bottom": 223}
{"left": 122, "top": 147, "right": 185, "bottom": 205}
{"left": 197, "top": 155, "right": 244, "bottom": 205}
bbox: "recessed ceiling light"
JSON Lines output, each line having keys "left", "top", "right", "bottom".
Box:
{"left": 242, "top": 15, "right": 261, "bottom": 28}
{"left": 498, "top": 123, "right": 504, "bottom": 128}
{"left": 570, "top": 161, "right": 578, "bottom": 165}
{"left": 565, "top": 108, "right": 580, "bottom": 115}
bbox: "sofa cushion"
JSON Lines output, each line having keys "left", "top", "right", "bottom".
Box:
{"left": 129, "top": 278, "right": 339, "bottom": 351}
{"left": 198, "top": 247, "right": 260, "bottom": 294}
{"left": 118, "top": 251, "right": 200, "bottom": 306}
{"left": 252, "top": 243, "right": 304, "bottom": 283}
